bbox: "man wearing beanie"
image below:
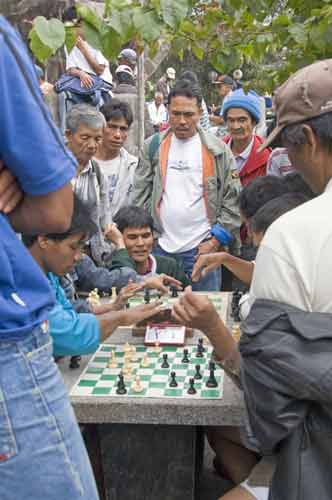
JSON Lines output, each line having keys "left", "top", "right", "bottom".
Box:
{"left": 222, "top": 89, "right": 271, "bottom": 185}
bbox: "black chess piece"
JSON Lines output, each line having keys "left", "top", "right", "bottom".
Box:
{"left": 144, "top": 288, "right": 151, "bottom": 304}
{"left": 182, "top": 348, "right": 190, "bottom": 363}
{"left": 116, "top": 373, "right": 127, "bottom": 394}
{"left": 206, "top": 361, "right": 218, "bottom": 388}
{"left": 169, "top": 371, "right": 178, "bottom": 387}
{"left": 170, "top": 285, "right": 178, "bottom": 298}
{"left": 195, "top": 342, "right": 204, "bottom": 358}
{"left": 125, "top": 301, "right": 130, "bottom": 309}
{"left": 194, "top": 364, "right": 202, "bottom": 380}
{"left": 69, "top": 355, "right": 81, "bottom": 369}
{"left": 161, "top": 353, "right": 169, "bottom": 368}
{"left": 187, "top": 378, "right": 197, "bottom": 395}
{"left": 198, "top": 337, "right": 206, "bottom": 352}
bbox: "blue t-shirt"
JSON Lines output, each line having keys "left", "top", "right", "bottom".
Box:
{"left": 0, "top": 17, "right": 77, "bottom": 338}
{"left": 48, "top": 273, "right": 100, "bottom": 356}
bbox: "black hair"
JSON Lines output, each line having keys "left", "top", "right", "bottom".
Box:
{"left": 282, "top": 172, "right": 315, "bottom": 200}
{"left": 113, "top": 205, "right": 154, "bottom": 233}
{"left": 250, "top": 192, "right": 309, "bottom": 234}
{"left": 179, "top": 71, "right": 199, "bottom": 84}
{"left": 116, "top": 71, "right": 135, "bottom": 86}
{"left": 62, "top": 7, "right": 79, "bottom": 23}
{"left": 168, "top": 79, "right": 202, "bottom": 107}
{"left": 239, "top": 175, "right": 288, "bottom": 219}
{"left": 281, "top": 111, "right": 332, "bottom": 152}
{"left": 100, "top": 99, "right": 133, "bottom": 128}
{"left": 22, "top": 195, "right": 98, "bottom": 248}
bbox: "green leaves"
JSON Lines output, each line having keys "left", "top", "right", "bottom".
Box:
{"left": 29, "top": 16, "right": 65, "bottom": 64}
{"left": 160, "top": 0, "right": 190, "bottom": 29}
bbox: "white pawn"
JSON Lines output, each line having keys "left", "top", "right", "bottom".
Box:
{"left": 141, "top": 352, "right": 149, "bottom": 368}
{"left": 154, "top": 341, "right": 161, "bottom": 354}
{"left": 132, "top": 376, "right": 144, "bottom": 393}
{"left": 107, "top": 351, "right": 117, "bottom": 369}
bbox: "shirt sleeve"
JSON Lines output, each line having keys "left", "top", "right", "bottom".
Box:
{"left": 0, "top": 18, "right": 76, "bottom": 196}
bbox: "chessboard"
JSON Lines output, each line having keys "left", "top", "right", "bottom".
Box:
{"left": 70, "top": 343, "right": 224, "bottom": 399}
{"left": 127, "top": 291, "right": 231, "bottom": 323}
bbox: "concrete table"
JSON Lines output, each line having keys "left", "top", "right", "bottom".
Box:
{"left": 60, "top": 327, "right": 245, "bottom": 500}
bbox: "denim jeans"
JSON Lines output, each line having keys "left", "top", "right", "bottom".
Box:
{"left": 0, "top": 325, "right": 99, "bottom": 500}
{"left": 153, "top": 244, "right": 221, "bottom": 292}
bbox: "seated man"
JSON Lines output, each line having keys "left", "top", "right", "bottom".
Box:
{"left": 22, "top": 198, "right": 162, "bottom": 357}
{"left": 112, "top": 205, "right": 191, "bottom": 289}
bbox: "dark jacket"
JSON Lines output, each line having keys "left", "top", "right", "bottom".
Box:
{"left": 111, "top": 249, "right": 191, "bottom": 288}
{"left": 239, "top": 299, "right": 332, "bottom": 500}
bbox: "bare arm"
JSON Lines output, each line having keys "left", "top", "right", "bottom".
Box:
{"left": 76, "top": 37, "right": 105, "bottom": 76}
{"left": 192, "top": 252, "right": 254, "bottom": 286}
{"left": 8, "top": 183, "right": 73, "bottom": 233}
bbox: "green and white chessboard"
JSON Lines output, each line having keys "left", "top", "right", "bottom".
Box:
{"left": 71, "top": 344, "right": 224, "bottom": 399}
{"left": 127, "top": 292, "right": 230, "bottom": 323}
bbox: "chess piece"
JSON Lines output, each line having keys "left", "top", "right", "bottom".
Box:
{"left": 198, "top": 337, "right": 206, "bottom": 352}
{"left": 116, "top": 373, "right": 127, "bottom": 394}
{"left": 154, "top": 341, "right": 161, "bottom": 354}
{"left": 187, "top": 378, "right": 197, "bottom": 395}
{"left": 206, "top": 361, "right": 218, "bottom": 388}
{"left": 196, "top": 341, "right": 204, "bottom": 358}
{"left": 69, "top": 355, "right": 81, "bottom": 369}
{"left": 170, "top": 286, "right": 178, "bottom": 298}
{"left": 122, "top": 361, "right": 132, "bottom": 375}
{"left": 194, "top": 364, "right": 202, "bottom": 380}
{"left": 124, "top": 342, "right": 131, "bottom": 354}
{"left": 161, "top": 353, "right": 169, "bottom": 368}
{"left": 144, "top": 288, "right": 150, "bottom": 304}
{"left": 111, "top": 286, "right": 117, "bottom": 298}
{"left": 87, "top": 288, "right": 101, "bottom": 306}
{"left": 182, "top": 348, "right": 190, "bottom": 363}
{"left": 132, "top": 376, "right": 144, "bottom": 393}
{"left": 141, "top": 352, "right": 149, "bottom": 368}
{"left": 107, "top": 351, "right": 117, "bottom": 369}
{"left": 169, "top": 371, "right": 178, "bottom": 387}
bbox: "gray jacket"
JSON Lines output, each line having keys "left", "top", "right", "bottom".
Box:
{"left": 239, "top": 299, "right": 332, "bottom": 500}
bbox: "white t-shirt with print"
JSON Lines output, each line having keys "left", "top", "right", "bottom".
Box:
{"left": 159, "top": 133, "right": 211, "bottom": 253}
{"left": 250, "top": 179, "right": 332, "bottom": 313}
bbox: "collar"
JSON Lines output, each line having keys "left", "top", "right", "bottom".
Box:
{"left": 140, "top": 255, "right": 157, "bottom": 276}
{"left": 325, "top": 178, "right": 332, "bottom": 192}
{"left": 79, "top": 160, "right": 93, "bottom": 175}
{"left": 231, "top": 136, "right": 254, "bottom": 161}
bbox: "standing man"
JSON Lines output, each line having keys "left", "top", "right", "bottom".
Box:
{"left": 222, "top": 88, "right": 271, "bottom": 185}
{"left": 132, "top": 80, "right": 241, "bottom": 291}
{"left": 209, "top": 74, "right": 234, "bottom": 130}
{"left": 156, "top": 67, "right": 176, "bottom": 103}
{"left": 173, "top": 59, "right": 332, "bottom": 500}
{"left": 147, "top": 91, "right": 168, "bottom": 132}
{"left": 95, "top": 99, "right": 138, "bottom": 218}
{"left": 0, "top": 17, "right": 98, "bottom": 500}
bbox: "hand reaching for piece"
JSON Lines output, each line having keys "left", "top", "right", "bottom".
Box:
{"left": 171, "top": 287, "right": 222, "bottom": 336}
{"left": 104, "top": 223, "right": 125, "bottom": 248}
{"left": 143, "top": 274, "right": 182, "bottom": 295}
{"left": 0, "top": 161, "right": 23, "bottom": 214}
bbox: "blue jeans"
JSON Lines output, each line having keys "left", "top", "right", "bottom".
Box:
{"left": 0, "top": 325, "right": 99, "bottom": 500}
{"left": 153, "top": 244, "right": 221, "bottom": 292}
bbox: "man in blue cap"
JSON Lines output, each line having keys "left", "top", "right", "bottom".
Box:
{"left": 222, "top": 89, "right": 271, "bottom": 186}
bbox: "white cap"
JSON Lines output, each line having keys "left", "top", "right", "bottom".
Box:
{"left": 233, "top": 69, "right": 243, "bottom": 80}
{"left": 166, "top": 67, "right": 176, "bottom": 79}
{"left": 115, "top": 65, "right": 134, "bottom": 77}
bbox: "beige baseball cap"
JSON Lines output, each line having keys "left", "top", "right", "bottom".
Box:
{"left": 260, "top": 59, "right": 332, "bottom": 150}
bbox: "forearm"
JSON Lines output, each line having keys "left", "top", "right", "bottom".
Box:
{"left": 222, "top": 254, "right": 254, "bottom": 286}
{"left": 98, "top": 310, "right": 126, "bottom": 342}
{"left": 8, "top": 184, "right": 73, "bottom": 233}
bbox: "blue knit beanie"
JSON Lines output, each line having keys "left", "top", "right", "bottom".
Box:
{"left": 222, "top": 89, "right": 261, "bottom": 123}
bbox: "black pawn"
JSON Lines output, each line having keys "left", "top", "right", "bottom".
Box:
{"left": 116, "top": 373, "right": 127, "bottom": 395}
{"left": 182, "top": 348, "right": 190, "bottom": 363}
{"left": 194, "top": 364, "right": 202, "bottom": 380}
{"left": 169, "top": 371, "right": 178, "bottom": 387}
{"left": 170, "top": 285, "right": 178, "bottom": 298}
{"left": 198, "top": 337, "right": 206, "bottom": 352}
{"left": 161, "top": 353, "right": 169, "bottom": 368}
{"left": 69, "top": 355, "right": 81, "bottom": 369}
{"left": 144, "top": 288, "right": 150, "bottom": 304}
{"left": 187, "top": 378, "right": 197, "bottom": 395}
{"left": 196, "top": 342, "right": 204, "bottom": 358}
{"left": 206, "top": 361, "right": 218, "bottom": 388}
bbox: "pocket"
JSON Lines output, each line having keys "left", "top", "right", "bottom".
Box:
{"left": 0, "top": 388, "right": 18, "bottom": 463}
